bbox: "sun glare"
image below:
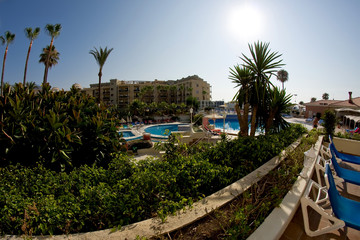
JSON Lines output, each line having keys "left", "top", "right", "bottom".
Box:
{"left": 227, "top": 4, "right": 263, "bottom": 42}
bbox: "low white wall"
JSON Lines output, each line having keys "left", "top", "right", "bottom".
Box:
{"left": 332, "top": 137, "right": 360, "bottom": 156}
{"left": 248, "top": 135, "right": 323, "bottom": 240}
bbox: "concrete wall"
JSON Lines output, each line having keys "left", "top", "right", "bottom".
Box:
{"left": 333, "top": 137, "right": 360, "bottom": 156}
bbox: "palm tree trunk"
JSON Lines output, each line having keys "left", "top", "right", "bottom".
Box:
{"left": 98, "top": 69, "right": 102, "bottom": 104}
{"left": 243, "top": 102, "right": 250, "bottom": 135}
{"left": 282, "top": 82, "right": 284, "bottom": 91}
{"left": 1, "top": 46, "right": 8, "bottom": 97}
{"left": 43, "top": 38, "right": 54, "bottom": 85}
{"left": 235, "top": 103, "right": 249, "bottom": 137}
{"left": 265, "top": 110, "right": 276, "bottom": 135}
{"left": 250, "top": 104, "right": 258, "bottom": 137}
{"left": 23, "top": 40, "right": 33, "bottom": 85}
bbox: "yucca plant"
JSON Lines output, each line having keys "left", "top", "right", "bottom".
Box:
{"left": 238, "top": 41, "right": 284, "bottom": 136}
{"left": 264, "top": 86, "right": 292, "bottom": 134}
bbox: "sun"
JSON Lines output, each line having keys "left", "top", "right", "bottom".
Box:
{"left": 227, "top": 4, "right": 263, "bottom": 42}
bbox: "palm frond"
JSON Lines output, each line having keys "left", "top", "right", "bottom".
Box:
{"left": 4, "top": 31, "right": 15, "bottom": 45}
{"left": 45, "top": 24, "right": 62, "bottom": 38}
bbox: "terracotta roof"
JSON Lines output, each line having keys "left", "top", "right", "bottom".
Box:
{"left": 304, "top": 97, "right": 360, "bottom": 109}
{"left": 331, "top": 97, "right": 360, "bottom": 108}
{"left": 304, "top": 100, "right": 341, "bottom": 107}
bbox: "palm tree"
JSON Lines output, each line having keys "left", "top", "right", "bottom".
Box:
{"left": 264, "top": 87, "right": 292, "bottom": 134}
{"left": 39, "top": 45, "right": 60, "bottom": 70}
{"left": 89, "top": 47, "right": 113, "bottom": 103}
{"left": 277, "top": 69, "right": 289, "bottom": 90}
{"left": 43, "top": 24, "right": 61, "bottom": 85}
{"left": 1, "top": 31, "right": 15, "bottom": 97}
{"left": 23, "top": 27, "right": 40, "bottom": 85}
{"left": 241, "top": 41, "right": 284, "bottom": 136}
{"left": 229, "top": 65, "right": 254, "bottom": 136}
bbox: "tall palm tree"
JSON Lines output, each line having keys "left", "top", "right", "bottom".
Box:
{"left": 1, "top": 31, "right": 15, "bottom": 97}
{"left": 277, "top": 69, "right": 288, "bottom": 90}
{"left": 89, "top": 47, "right": 113, "bottom": 103}
{"left": 229, "top": 65, "right": 254, "bottom": 136}
{"left": 23, "top": 27, "right": 40, "bottom": 85}
{"left": 39, "top": 45, "right": 60, "bottom": 70}
{"left": 43, "top": 24, "right": 61, "bottom": 85}
{"left": 241, "top": 41, "right": 284, "bottom": 136}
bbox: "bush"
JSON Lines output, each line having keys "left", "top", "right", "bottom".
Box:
{"left": 0, "top": 122, "right": 307, "bottom": 235}
{"left": 0, "top": 83, "right": 123, "bottom": 171}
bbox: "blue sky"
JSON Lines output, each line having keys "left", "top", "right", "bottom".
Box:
{"left": 0, "top": 0, "right": 359, "bottom": 103}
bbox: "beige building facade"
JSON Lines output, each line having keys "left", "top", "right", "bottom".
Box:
{"left": 82, "top": 75, "right": 211, "bottom": 107}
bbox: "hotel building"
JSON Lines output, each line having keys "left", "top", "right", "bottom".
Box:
{"left": 82, "top": 75, "right": 211, "bottom": 107}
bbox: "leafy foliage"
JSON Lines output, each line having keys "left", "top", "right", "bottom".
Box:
{"left": 0, "top": 124, "right": 306, "bottom": 235}
{"left": 321, "top": 110, "right": 337, "bottom": 141}
{"left": 0, "top": 82, "right": 123, "bottom": 171}
{"left": 230, "top": 41, "right": 288, "bottom": 136}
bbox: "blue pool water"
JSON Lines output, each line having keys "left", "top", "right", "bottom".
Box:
{"left": 208, "top": 118, "right": 240, "bottom": 132}
{"left": 119, "top": 131, "right": 135, "bottom": 138}
{"left": 208, "top": 115, "right": 241, "bottom": 133}
{"left": 208, "top": 115, "right": 264, "bottom": 134}
{"left": 145, "top": 124, "right": 185, "bottom": 136}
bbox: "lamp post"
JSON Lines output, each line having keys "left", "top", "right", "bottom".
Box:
{"left": 190, "top": 108, "right": 193, "bottom": 124}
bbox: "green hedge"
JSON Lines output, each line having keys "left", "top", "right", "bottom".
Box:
{"left": 0, "top": 124, "right": 306, "bottom": 235}
{"left": 0, "top": 83, "right": 124, "bottom": 171}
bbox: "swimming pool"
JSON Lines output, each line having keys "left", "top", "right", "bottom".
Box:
{"left": 145, "top": 124, "right": 190, "bottom": 136}
{"left": 207, "top": 115, "right": 241, "bottom": 133}
{"left": 207, "top": 115, "right": 264, "bottom": 134}
{"left": 119, "top": 130, "right": 135, "bottom": 138}
{"left": 208, "top": 118, "right": 240, "bottom": 133}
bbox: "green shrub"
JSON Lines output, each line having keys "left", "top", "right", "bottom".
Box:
{"left": 0, "top": 83, "right": 123, "bottom": 171}
{"left": 0, "top": 123, "right": 306, "bottom": 235}
{"left": 321, "top": 110, "right": 337, "bottom": 141}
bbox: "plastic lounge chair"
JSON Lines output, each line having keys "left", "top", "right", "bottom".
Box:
{"left": 324, "top": 164, "right": 360, "bottom": 231}
{"left": 203, "top": 124, "right": 219, "bottom": 135}
{"left": 315, "top": 154, "right": 332, "bottom": 186}
{"left": 301, "top": 177, "right": 342, "bottom": 237}
{"left": 301, "top": 164, "right": 360, "bottom": 237}
{"left": 330, "top": 142, "right": 360, "bottom": 165}
{"left": 329, "top": 150, "right": 360, "bottom": 186}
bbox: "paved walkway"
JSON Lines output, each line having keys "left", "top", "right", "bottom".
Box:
{"left": 286, "top": 117, "right": 319, "bottom": 131}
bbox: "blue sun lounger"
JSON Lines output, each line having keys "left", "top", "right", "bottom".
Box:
{"left": 325, "top": 164, "right": 360, "bottom": 231}
{"left": 329, "top": 150, "right": 360, "bottom": 185}
{"left": 330, "top": 142, "right": 360, "bottom": 165}
{"left": 300, "top": 163, "right": 360, "bottom": 236}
